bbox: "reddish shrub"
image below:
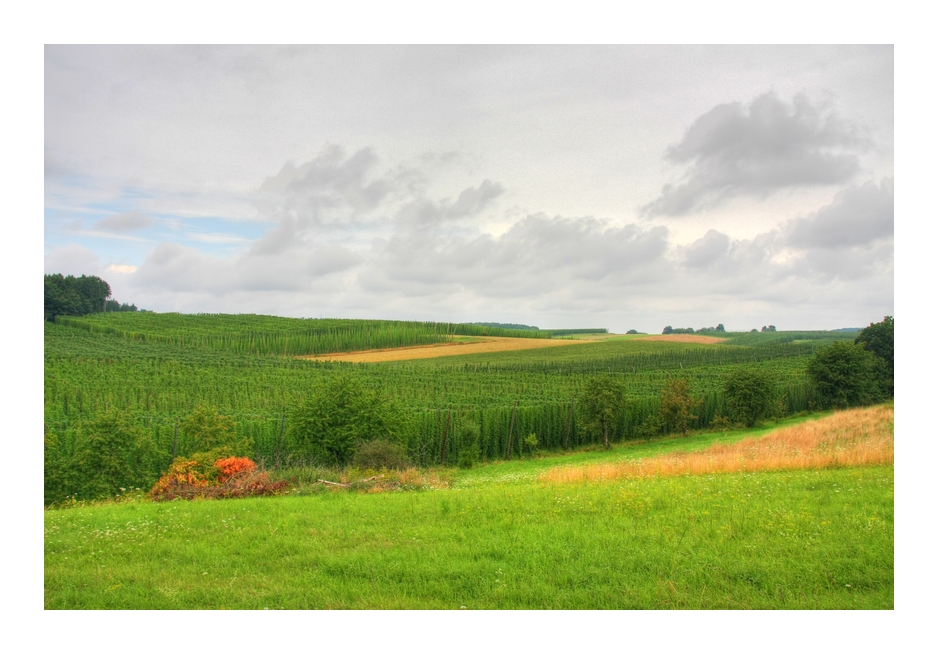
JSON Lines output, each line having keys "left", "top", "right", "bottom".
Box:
{"left": 214, "top": 456, "right": 256, "bottom": 482}
{"left": 151, "top": 455, "right": 288, "bottom": 502}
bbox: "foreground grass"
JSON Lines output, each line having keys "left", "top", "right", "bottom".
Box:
{"left": 45, "top": 464, "right": 892, "bottom": 609}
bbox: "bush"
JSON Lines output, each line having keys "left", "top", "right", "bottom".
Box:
{"left": 151, "top": 456, "right": 285, "bottom": 501}
{"left": 457, "top": 422, "right": 482, "bottom": 469}
{"left": 287, "top": 375, "right": 412, "bottom": 466}
{"left": 723, "top": 369, "right": 775, "bottom": 427}
{"left": 580, "top": 376, "right": 625, "bottom": 449}
{"left": 69, "top": 409, "right": 161, "bottom": 501}
{"left": 855, "top": 316, "right": 893, "bottom": 398}
{"left": 658, "top": 378, "right": 700, "bottom": 435}
{"left": 180, "top": 405, "right": 251, "bottom": 457}
{"left": 807, "top": 341, "right": 879, "bottom": 409}
{"left": 352, "top": 440, "right": 411, "bottom": 470}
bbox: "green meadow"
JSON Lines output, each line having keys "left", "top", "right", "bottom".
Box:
{"left": 44, "top": 418, "right": 892, "bottom": 610}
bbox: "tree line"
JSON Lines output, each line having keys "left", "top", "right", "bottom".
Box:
{"left": 44, "top": 274, "right": 140, "bottom": 321}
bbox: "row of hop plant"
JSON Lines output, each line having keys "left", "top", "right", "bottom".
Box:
{"left": 54, "top": 313, "right": 550, "bottom": 356}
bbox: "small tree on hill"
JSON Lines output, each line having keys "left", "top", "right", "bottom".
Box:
{"left": 580, "top": 376, "right": 625, "bottom": 449}
{"left": 723, "top": 369, "right": 775, "bottom": 427}
{"left": 659, "top": 378, "right": 700, "bottom": 435}
{"left": 287, "top": 375, "right": 411, "bottom": 466}
{"left": 807, "top": 341, "right": 879, "bottom": 409}
{"left": 855, "top": 316, "right": 893, "bottom": 398}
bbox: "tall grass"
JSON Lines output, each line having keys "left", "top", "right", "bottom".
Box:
{"left": 541, "top": 404, "right": 893, "bottom": 484}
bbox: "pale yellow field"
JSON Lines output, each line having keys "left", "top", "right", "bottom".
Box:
{"left": 541, "top": 404, "right": 894, "bottom": 484}
{"left": 297, "top": 335, "right": 589, "bottom": 363}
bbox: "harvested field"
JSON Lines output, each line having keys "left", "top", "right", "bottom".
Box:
{"left": 634, "top": 334, "right": 726, "bottom": 344}
{"left": 541, "top": 404, "right": 894, "bottom": 484}
{"left": 297, "top": 336, "right": 588, "bottom": 363}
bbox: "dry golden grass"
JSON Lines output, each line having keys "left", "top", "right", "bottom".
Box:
{"left": 633, "top": 334, "right": 726, "bottom": 344}
{"left": 297, "top": 336, "right": 587, "bottom": 363}
{"left": 541, "top": 405, "right": 894, "bottom": 485}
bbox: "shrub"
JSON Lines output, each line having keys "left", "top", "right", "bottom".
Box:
{"left": 71, "top": 409, "right": 161, "bottom": 501}
{"left": 580, "top": 376, "right": 625, "bottom": 449}
{"left": 287, "top": 375, "right": 412, "bottom": 466}
{"left": 151, "top": 456, "right": 285, "bottom": 501}
{"left": 215, "top": 456, "right": 256, "bottom": 482}
{"left": 807, "top": 341, "right": 879, "bottom": 409}
{"left": 457, "top": 422, "right": 482, "bottom": 469}
{"left": 658, "top": 378, "right": 700, "bottom": 435}
{"left": 180, "top": 405, "right": 251, "bottom": 457}
{"left": 352, "top": 440, "right": 411, "bottom": 470}
{"left": 723, "top": 369, "right": 775, "bottom": 427}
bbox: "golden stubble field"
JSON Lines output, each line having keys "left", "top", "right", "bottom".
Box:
{"left": 541, "top": 404, "right": 894, "bottom": 484}
{"left": 297, "top": 335, "right": 590, "bottom": 363}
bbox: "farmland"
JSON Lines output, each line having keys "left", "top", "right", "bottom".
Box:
{"left": 44, "top": 314, "right": 857, "bottom": 498}
{"left": 43, "top": 313, "right": 892, "bottom": 609}
{"left": 44, "top": 412, "right": 893, "bottom": 609}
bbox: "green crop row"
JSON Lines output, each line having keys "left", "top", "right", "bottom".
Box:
{"left": 53, "top": 312, "right": 550, "bottom": 357}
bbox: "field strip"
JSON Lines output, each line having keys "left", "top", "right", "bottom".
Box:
{"left": 633, "top": 334, "right": 726, "bottom": 344}
{"left": 297, "top": 335, "right": 590, "bottom": 363}
{"left": 540, "top": 404, "right": 894, "bottom": 484}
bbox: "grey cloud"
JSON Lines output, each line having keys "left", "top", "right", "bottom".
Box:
{"left": 134, "top": 241, "right": 361, "bottom": 294}
{"left": 44, "top": 244, "right": 103, "bottom": 276}
{"left": 95, "top": 211, "right": 154, "bottom": 232}
{"left": 788, "top": 178, "right": 893, "bottom": 249}
{"left": 448, "top": 180, "right": 504, "bottom": 218}
{"left": 644, "top": 93, "right": 865, "bottom": 216}
{"left": 682, "top": 230, "right": 730, "bottom": 269}
{"left": 366, "top": 215, "right": 671, "bottom": 299}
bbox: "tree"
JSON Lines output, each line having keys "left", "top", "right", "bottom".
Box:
{"left": 723, "top": 369, "right": 775, "bottom": 427}
{"left": 73, "top": 409, "right": 160, "bottom": 500}
{"left": 855, "top": 316, "right": 893, "bottom": 397}
{"left": 807, "top": 341, "right": 879, "bottom": 409}
{"left": 44, "top": 273, "right": 112, "bottom": 320}
{"left": 580, "top": 376, "right": 625, "bottom": 449}
{"left": 179, "top": 404, "right": 250, "bottom": 460}
{"left": 287, "top": 375, "right": 411, "bottom": 465}
{"left": 659, "top": 378, "right": 700, "bottom": 435}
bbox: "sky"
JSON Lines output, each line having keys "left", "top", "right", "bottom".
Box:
{"left": 44, "top": 45, "right": 894, "bottom": 332}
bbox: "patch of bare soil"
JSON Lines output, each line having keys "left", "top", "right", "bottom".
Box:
{"left": 297, "top": 336, "right": 588, "bottom": 363}
{"left": 634, "top": 334, "right": 726, "bottom": 344}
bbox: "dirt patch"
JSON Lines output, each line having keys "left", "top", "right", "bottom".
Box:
{"left": 297, "top": 336, "right": 588, "bottom": 363}
{"left": 634, "top": 334, "right": 726, "bottom": 344}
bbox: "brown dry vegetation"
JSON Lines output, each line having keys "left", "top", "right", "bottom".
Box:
{"left": 634, "top": 334, "right": 726, "bottom": 344}
{"left": 298, "top": 336, "right": 587, "bottom": 363}
{"left": 540, "top": 404, "right": 894, "bottom": 485}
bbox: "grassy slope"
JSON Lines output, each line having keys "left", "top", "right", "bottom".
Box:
{"left": 45, "top": 414, "right": 892, "bottom": 610}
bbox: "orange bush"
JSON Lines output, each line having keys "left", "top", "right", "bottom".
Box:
{"left": 151, "top": 456, "right": 287, "bottom": 501}
{"left": 150, "top": 459, "right": 210, "bottom": 500}
{"left": 214, "top": 456, "right": 256, "bottom": 482}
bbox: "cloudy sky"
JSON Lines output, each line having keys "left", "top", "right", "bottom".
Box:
{"left": 44, "top": 45, "right": 893, "bottom": 332}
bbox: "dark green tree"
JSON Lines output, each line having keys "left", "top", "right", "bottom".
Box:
{"left": 855, "top": 316, "right": 894, "bottom": 397}
{"left": 659, "top": 377, "right": 700, "bottom": 435}
{"left": 723, "top": 368, "right": 775, "bottom": 427}
{"left": 44, "top": 273, "right": 112, "bottom": 320}
{"left": 72, "top": 409, "right": 160, "bottom": 500}
{"left": 807, "top": 341, "right": 879, "bottom": 409}
{"left": 287, "top": 375, "right": 411, "bottom": 465}
{"left": 580, "top": 375, "right": 625, "bottom": 449}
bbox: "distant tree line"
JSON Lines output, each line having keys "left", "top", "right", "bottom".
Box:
{"left": 662, "top": 324, "right": 726, "bottom": 334}
{"left": 44, "top": 274, "right": 140, "bottom": 321}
